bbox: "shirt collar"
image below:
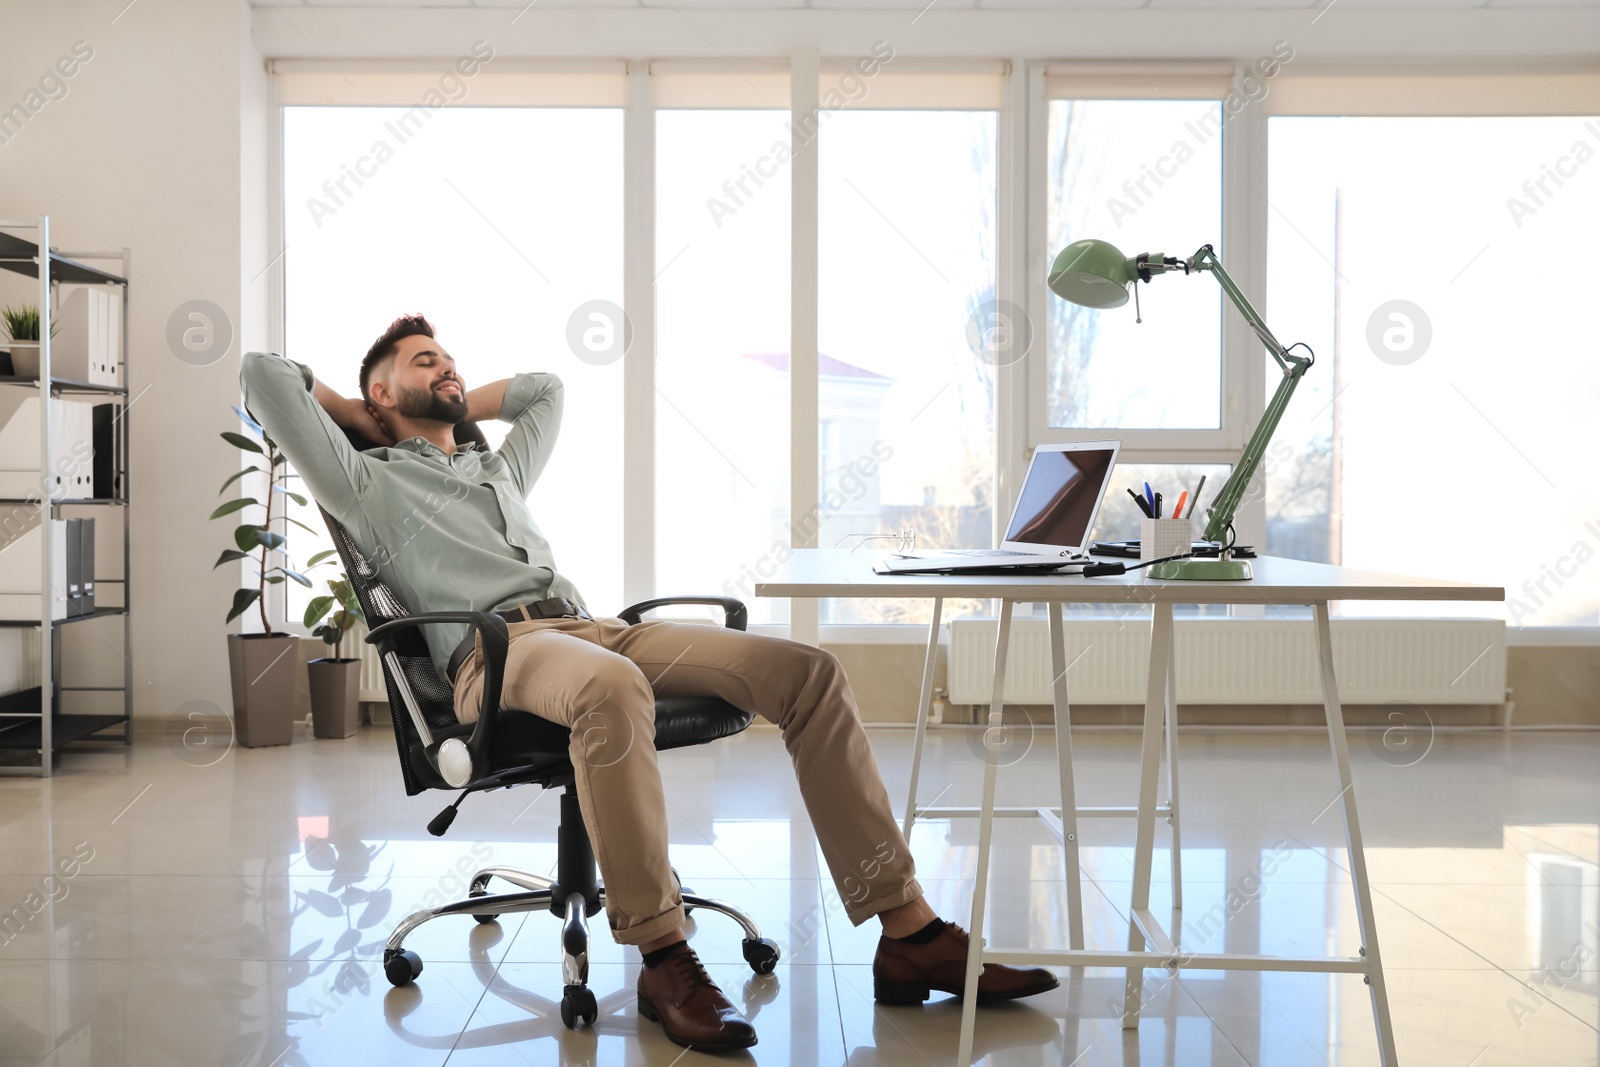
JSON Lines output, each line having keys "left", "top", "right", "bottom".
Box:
{"left": 394, "top": 436, "right": 486, "bottom": 458}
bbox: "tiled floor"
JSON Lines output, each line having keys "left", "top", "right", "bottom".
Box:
{"left": 2, "top": 722, "right": 1597, "bottom": 1065}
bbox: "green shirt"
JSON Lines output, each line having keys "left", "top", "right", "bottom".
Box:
{"left": 239, "top": 351, "right": 585, "bottom": 683}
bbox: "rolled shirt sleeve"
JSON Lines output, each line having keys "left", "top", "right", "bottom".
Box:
{"left": 495, "top": 372, "right": 563, "bottom": 499}
{"left": 238, "top": 351, "right": 370, "bottom": 522}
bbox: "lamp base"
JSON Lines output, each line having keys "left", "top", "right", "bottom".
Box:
{"left": 1148, "top": 557, "right": 1254, "bottom": 581}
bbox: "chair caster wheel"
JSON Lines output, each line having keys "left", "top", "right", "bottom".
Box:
{"left": 671, "top": 867, "right": 695, "bottom": 916}
{"left": 560, "top": 984, "right": 598, "bottom": 1029}
{"left": 469, "top": 888, "right": 496, "bottom": 924}
{"left": 383, "top": 949, "right": 423, "bottom": 987}
{"left": 742, "top": 937, "right": 781, "bottom": 975}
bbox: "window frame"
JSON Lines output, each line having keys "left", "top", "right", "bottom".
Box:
{"left": 1021, "top": 61, "right": 1268, "bottom": 545}
{"left": 263, "top": 59, "right": 1600, "bottom": 638}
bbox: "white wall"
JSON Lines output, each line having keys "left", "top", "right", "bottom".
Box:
{"left": 1, "top": 0, "right": 1595, "bottom": 727}
{"left": 0, "top": 0, "right": 262, "bottom": 722}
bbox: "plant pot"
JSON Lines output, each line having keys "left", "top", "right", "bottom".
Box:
{"left": 308, "top": 657, "right": 362, "bottom": 739}
{"left": 7, "top": 341, "right": 38, "bottom": 379}
{"left": 227, "top": 632, "right": 300, "bottom": 747}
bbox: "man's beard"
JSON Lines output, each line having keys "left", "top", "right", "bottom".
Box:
{"left": 395, "top": 382, "right": 468, "bottom": 424}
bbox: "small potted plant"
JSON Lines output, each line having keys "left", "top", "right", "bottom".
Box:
{"left": 2, "top": 303, "right": 60, "bottom": 379}
{"left": 303, "top": 570, "right": 364, "bottom": 739}
{"left": 212, "top": 405, "right": 314, "bottom": 747}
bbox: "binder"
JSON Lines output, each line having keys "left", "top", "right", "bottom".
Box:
{"left": 104, "top": 289, "right": 122, "bottom": 386}
{"left": 80, "top": 516, "right": 95, "bottom": 614}
{"left": 0, "top": 395, "right": 62, "bottom": 498}
{"left": 65, "top": 517, "right": 81, "bottom": 614}
{"left": 72, "top": 402, "right": 93, "bottom": 495}
{"left": 0, "top": 514, "right": 69, "bottom": 621}
{"left": 0, "top": 396, "right": 100, "bottom": 499}
{"left": 92, "top": 403, "right": 117, "bottom": 499}
{"left": 53, "top": 287, "right": 121, "bottom": 386}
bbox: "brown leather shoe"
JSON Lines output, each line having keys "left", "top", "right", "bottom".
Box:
{"left": 637, "top": 942, "right": 758, "bottom": 1051}
{"left": 873, "top": 922, "right": 1059, "bottom": 1004}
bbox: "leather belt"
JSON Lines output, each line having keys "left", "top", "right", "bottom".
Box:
{"left": 445, "top": 596, "right": 592, "bottom": 684}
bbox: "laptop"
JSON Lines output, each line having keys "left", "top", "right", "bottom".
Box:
{"left": 873, "top": 441, "right": 1121, "bottom": 574}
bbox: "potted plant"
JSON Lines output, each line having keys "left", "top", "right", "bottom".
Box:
{"left": 2, "top": 303, "right": 60, "bottom": 379}
{"left": 303, "top": 571, "right": 364, "bottom": 739}
{"left": 212, "top": 405, "right": 314, "bottom": 747}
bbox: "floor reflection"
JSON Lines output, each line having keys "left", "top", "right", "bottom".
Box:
{"left": 2, "top": 727, "right": 1597, "bottom": 1065}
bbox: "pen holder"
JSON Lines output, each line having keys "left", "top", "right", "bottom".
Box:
{"left": 1141, "top": 518, "right": 1192, "bottom": 564}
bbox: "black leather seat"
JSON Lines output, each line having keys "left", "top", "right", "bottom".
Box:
{"left": 318, "top": 507, "right": 779, "bottom": 1031}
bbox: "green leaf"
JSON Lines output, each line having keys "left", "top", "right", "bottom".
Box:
{"left": 279, "top": 568, "right": 312, "bottom": 588}
{"left": 233, "top": 525, "right": 286, "bottom": 552}
{"left": 273, "top": 452, "right": 289, "bottom": 467}
{"left": 303, "top": 595, "right": 334, "bottom": 627}
{"left": 221, "top": 431, "right": 264, "bottom": 454}
{"left": 264, "top": 575, "right": 284, "bottom": 584}
{"left": 226, "top": 588, "right": 261, "bottom": 623}
{"left": 305, "top": 550, "right": 338, "bottom": 568}
{"left": 273, "top": 487, "right": 308, "bottom": 506}
{"left": 209, "top": 498, "right": 256, "bottom": 520}
{"left": 218, "top": 467, "right": 263, "bottom": 495}
{"left": 213, "top": 549, "right": 251, "bottom": 569}
{"left": 231, "top": 405, "right": 263, "bottom": 435}
{"left": 284, "top": 516, "right": 320, "bottom": 536}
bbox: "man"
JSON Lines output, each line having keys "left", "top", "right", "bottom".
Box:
{"left": 239, "top": 314, "right": 1057, "bottom": 1051}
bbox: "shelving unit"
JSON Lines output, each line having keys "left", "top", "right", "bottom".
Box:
{"left": 0, "top": 217, "right": 131, "bottom": 777}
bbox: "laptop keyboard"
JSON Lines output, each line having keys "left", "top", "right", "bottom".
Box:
{"left": 941, "top": 548, "right": 1037, "bottom": 557}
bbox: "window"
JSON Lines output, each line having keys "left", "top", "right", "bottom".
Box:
{"left": 654, "top": 108, "right": 791, "bottom": 625}
{"left": 280, "top": 105, "right": 624, "bottom": 622}
{"left": 1045, "top": 97, "right": 1224, "bottom": 432}
{"left": 1266, "top": 115, "right": 1600, "bottom": 625}
{"left": 818, "top": 108, "right": 998, "bottom": 625}
{"left": 271, "top": 63, "right": 1593, "bottom": 640}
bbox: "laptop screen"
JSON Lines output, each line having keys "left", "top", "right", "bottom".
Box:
{"left": 1003, "top": 445, "right": 1117, "bottom": 549}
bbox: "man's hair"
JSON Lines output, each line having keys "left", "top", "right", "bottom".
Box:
{"left": 360, "top": 313, "right": 435, "bottom": 400}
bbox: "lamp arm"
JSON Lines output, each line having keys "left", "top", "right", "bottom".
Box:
{"left": 1190, "top": 244, "right": 1294, "bottom": 372}
{"left": 1186, "top": 245, "right": 1313, "bottom": 545}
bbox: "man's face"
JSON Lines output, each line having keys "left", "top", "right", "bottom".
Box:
{"left": 374, "top": 334, "right": 467, "bottom": 424}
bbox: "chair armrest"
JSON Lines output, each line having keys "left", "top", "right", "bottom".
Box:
{"left": 618, "top": 596, "right": 748, "bottom": 632}
{"left": 365, "top": 611, "right": 510, "bottom": 785}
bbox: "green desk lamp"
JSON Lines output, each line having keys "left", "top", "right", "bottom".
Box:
{"left": 1047, "top": 239, "right": 1313, "bottom": 580}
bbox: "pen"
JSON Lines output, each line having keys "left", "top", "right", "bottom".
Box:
{"left": 1154, "top": 492, "right": 1163, "bottom": 518}
{"left": 1173, "top": 491, "right": 1188, "bottom": 520}
{"left": 1143, "top": 481, "right": 1155, "bottom": 516}
{"left": 1127, "top": 487, "right": 1153, "bottom": 518}
{"left": 1191, "top": 475, "right": 1207, "bottom": 518}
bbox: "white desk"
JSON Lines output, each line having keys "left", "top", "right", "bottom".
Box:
{"left": 756, "top": 550, "right": 1502, "bottom": 1067}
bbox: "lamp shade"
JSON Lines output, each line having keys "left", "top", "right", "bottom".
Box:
{"left": 1047, "top": 239, "right": 1135, "bottom": 309}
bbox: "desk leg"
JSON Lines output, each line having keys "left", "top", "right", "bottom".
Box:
{"left": 1124, "top": 601, "right": 1173, "bottom": 1029}
{"left": 956, "top": 598, "right": 1012, "bottom": 1067}
{"left": 902, "top": 596, "right": 943, "bottom": 839}
{"left": 1047, "top": 601, "right": 1085, "bottom": 950}
{"left": 1314, "top": 602, "right": 1399, "bottom": 1066}
{"left": 1164, "top": 621, "right": 1184, "bottom": 917}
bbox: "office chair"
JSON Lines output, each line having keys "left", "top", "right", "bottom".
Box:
{"left": 318, "top": 509, "right": 780, "bottom": 1029}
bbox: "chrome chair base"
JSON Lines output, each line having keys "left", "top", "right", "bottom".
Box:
{"left": 381, "top": 864, "right": 782, "bottom": 1030}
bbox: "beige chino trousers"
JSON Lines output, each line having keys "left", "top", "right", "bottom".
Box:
{"left": 451, "top": 612, "right": 923, "bottom": 946}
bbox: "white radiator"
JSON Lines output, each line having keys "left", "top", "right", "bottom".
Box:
{"left": 353, "top": 620, "right": 387, "bottom": 702}
{"left": 947, "top": 617, "right": 1507, "bottom": 706}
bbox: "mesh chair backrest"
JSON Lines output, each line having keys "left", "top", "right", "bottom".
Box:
{"left": 319, "top": 506, "right": 461, "bottom": 795}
